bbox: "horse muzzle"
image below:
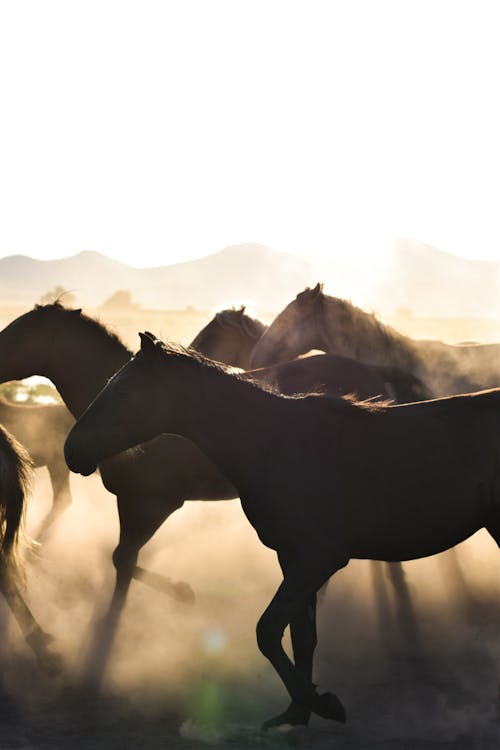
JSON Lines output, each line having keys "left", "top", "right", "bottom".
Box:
{"left": 64, "top": 439, "right": 97, "bottom": 477}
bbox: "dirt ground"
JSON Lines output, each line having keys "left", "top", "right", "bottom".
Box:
{"left": 1, "top": 470, "right": 500, "bottom": 749}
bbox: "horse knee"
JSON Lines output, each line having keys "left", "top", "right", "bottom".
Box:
{"left": 112, "top": 544, "right": 138, "bottom": 575}
{"left": 256, "top": 612, "right": 284, "bottom": 660}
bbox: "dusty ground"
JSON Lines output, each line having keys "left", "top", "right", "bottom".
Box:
{"left": 1, "top": 470, "right": 500, "bottom": 749}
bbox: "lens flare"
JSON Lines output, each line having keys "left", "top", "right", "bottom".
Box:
{"left": 202, "top": 626, "right": 228, "bottom": 655}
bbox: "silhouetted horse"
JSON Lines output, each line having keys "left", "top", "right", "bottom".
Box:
{"left": 194, "top": 308, "right": 433, "bottom": 650}
{"left": 251, "top": 283, "right": 500, "bottom": 396}
{"left": 65, "top": 333, "right": 500, "bottom": 728}
{"left": 0, "top": 304, "right": 247, "bottom": 685}
{"left": 0, "top": 398, "right": 75, "bottom": 540}
{"left": 0, "top": 424, "right": 58, "bottom": 670}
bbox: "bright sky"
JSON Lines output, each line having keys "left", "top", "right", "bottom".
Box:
{"left": 1, "top": 0, "right": 500, "bottom": 267}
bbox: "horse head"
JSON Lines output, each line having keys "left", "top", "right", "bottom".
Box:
{"left": 250, "top": 283, "right": 327, "bottom": 367}
{"left": 190, "top": 307, "right": 267, "bottom": 369}
{"left": 65, "top": 332, "right": 174, "bottom": 475}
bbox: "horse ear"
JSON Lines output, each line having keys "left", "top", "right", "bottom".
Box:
{"left": 239, "top": 306, "right": 246, "bottom": 315}
{"left": 72, "top": 308, "right": 82, "bottom": 315}
{"left": 139, "top": 332, "right": 157, "bottom": 355}
{"left": 311, "top": 282, "right": 323, "bottom": 298}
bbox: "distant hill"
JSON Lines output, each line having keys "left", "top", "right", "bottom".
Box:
{"left": 0, "top": 244, "right": 314, "bottom": 311}
{"left": 375, "top": 239, "right": 500, "bottom": 318}
{"left": 1, "top": 239, "right": 500, "bottom": 318}
{"left": 317, "top": 239, "right": 500, "bottom": 319}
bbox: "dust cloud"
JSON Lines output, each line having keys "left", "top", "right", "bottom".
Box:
{"left": 1, "top": 462, "right": 500, "bottom": 748}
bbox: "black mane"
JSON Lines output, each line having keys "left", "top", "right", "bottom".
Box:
{"left": 34, "top": 303, "right": 129, "bottom": 355}
{"left": 152, "top": 337, "right": 384, "bottom": 412}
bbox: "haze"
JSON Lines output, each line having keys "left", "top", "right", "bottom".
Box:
{"left": 1, "top": 0, "right": 500, "bottom": 267}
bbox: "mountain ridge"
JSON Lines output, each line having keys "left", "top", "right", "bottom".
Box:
{"left": 0, "top": 240, "right": 499, "bottom": 318}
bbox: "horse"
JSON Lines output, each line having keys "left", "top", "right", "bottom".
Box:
{"left": 0, "top": 398, "right": 75, "bottom": 540}
{"left": 190, "top": 306, "right": 267, "bottom": 370}
{"left": 194, "top": 308, "right": 433, "bottom": 649}
{"left": 0, "top": 303, "right": 248, "bottom": 685}
{"left": 65, "top": 332, "right": 500, "bottom": 729}
{"left": 0, "top": 423, "right": 59, "bottom": 671}
{"left": 191, "top": 307, "right": 432, "bottom": 402}
{"left": 250, "top": 283, "right": 500, "bottom": 396}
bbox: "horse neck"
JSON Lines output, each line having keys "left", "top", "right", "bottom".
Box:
{"left": 195, "top": 327, "right": 259, "bottom": 370}
{"left": 320, "top": 298, "right": 422, "bottom": 375}
{"left": 163, "top": 360, "right": 278, "bottom": 488}
{"left": 226, "top": 333, "right": 257, "bottom": 369}
{"left": 45, "top": 321, "right": 131, "bottom": 417}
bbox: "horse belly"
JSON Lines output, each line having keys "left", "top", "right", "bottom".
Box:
{"left": 348, "top": 476, "right": 489, "bottom": 563}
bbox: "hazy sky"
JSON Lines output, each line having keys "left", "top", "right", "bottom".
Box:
{"left": 1, "top": 1, "right": 500, "bottom": 267}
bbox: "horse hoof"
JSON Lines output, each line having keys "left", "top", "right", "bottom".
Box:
{"left": 311, "top": 691, "right": 346, "bottom": 723}
{"left": 38, "top": 650, "right": 65, "bottom": 677}
{"left": 174, "top": 581, "right": 196, "bottom": 604}
{"left": 261, "top": 702, "right": 310, "bottom": 731}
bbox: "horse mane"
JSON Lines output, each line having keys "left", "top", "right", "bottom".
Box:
{"left": 34, "top": 302, "right": 129, "bottom": 355}
{"left": 215, "top": 307, "right": 267, "bottom": 340}
{"left": 314, "top": 291, "right": 420, "bottom": 369}
{"left": 156, "top": 338, "right": 262, "bottom": 377}
{"left": 150, "top": 336, "right": 387, "bottom": 411}
{"left": 337, "top": 392, "right": 390, "bottom": 412}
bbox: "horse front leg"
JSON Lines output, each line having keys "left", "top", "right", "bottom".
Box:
{"left": 80, "top": 493, "right": 191, "bottom": 688}
{"left": 257, "top": 552, "right": 347, "bottom": 728}
{"left": 0, "top": 563, "right": 61, "bottom": 674}
{"left": 35, "top": 461, "right": 73, "bottom": 543}
{"left": 262, "top": 592, "right": 317, "bottom": 729}
{"left": 80, "top": 534, "right": 139, "bottom": 688}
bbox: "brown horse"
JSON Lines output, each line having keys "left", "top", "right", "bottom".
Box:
{"left": 0, "top": 424, "right": 58, "bottom": 671}
{"left": 0, "top": 304, "right": 245, "bottom": 685}
{"left": 190, "top": 306, "right": 267, "bottom": 369}
{"left": 251, "top": 283, "right": 500, "bottom": 396}
{"left": 192, "top": 307, "right": 432, "bottom": 402}
{"left": 0, "top": 398, "right": 75, "bottom": 539}
{"left": 65, "top": 333, "right": 500, "bottom": 729}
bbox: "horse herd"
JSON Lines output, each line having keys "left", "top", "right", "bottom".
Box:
{"left": 2, "top": 285, "right": 500, "bottom": 729}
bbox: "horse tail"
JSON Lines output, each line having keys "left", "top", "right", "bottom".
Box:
{"left": 0, "top": 426, "right": 33, "bottom": 582}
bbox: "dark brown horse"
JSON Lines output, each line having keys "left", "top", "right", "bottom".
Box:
{"left": 65, "top": 333, "right": 500, "bottom": 729}
{"left": 0, "top": 304, "right": 242, "bottom": 685}
{"left": 251, "top": 283, "right": 500, "bottom": 396}
{"left": 0, "top": 424, "right": 58, "bottom": 671}
{"left": 0, "top": 398, "right": 75, "bottom": 539}
{"left": 194, "top": 308, "right": 433, "bottom": 650}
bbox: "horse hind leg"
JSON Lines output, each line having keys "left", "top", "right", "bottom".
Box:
{"left": 385, "top": 561, "right": 422, "bottom": 656}
{"left": 370, "top": 560, "right": 394, "bottom": 644}
{"left": 0, "top": 564, "right": 62, "bottom": 674}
